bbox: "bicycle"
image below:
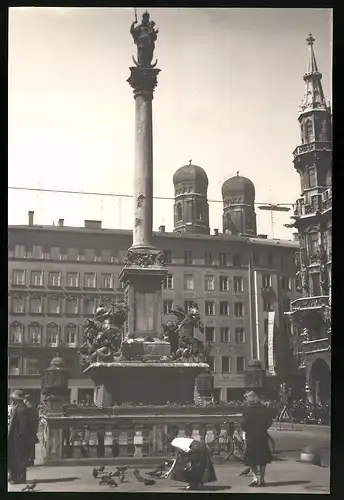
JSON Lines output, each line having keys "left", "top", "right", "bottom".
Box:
{"left": 206, "top": 418, "right": 231, "bottom": 464}
{"left": 208, "top": 418, "right": 244, "bottom": 464}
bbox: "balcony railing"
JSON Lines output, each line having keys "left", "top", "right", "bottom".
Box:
{"left": 40, "top": 406, "right": 243, "bottom": 464}
{"left": 290, "top": 296, "right": 329, "bottom": 312}
{"left": 302, "top": 337, "right": 331, "bottom": 355}
{"left": 293, "top": 141, "right": 332, "bottom": 158}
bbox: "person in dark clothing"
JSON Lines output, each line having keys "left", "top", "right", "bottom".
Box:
{"left": 8, "top": 390, "right": 30, "bottom": 484}
{"left": 24, "top": 394, "right": 39, "bottom": 466}
{"left": 241, "top": 391, "right": 273, "bottom": 487}
{"left": 164, "top": 435, "right": 217, "bottom": 490}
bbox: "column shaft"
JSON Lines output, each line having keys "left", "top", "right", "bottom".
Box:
{"left": 133, "top": 95, "right": 153, "bottom": 248}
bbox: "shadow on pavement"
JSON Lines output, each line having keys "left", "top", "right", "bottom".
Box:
{"left": 265, "top": 480, "right": 311, "bottom": 487}
{"left": 176, "top": 485, "right": 231, "bottom": 491}
{"left": 29, "top": 477, "right": 80, "bottom": 484}
{"left": 202, "top": 485, "right": 232, "bottom": 491}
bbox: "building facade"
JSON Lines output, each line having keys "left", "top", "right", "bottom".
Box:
{"left": 287, "top": 33, "right": 332, "bottom": 404}
{"left": 9, "top": 210, "right": 299, "bottom": 404}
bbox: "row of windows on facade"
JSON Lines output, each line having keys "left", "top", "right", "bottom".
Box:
{"left": 203, "top": 326, "right": 245, "bottom": 344}
{"left": 9, "top": 293, "right": 287, "bottom": 316}
{"left": 8, "top": 356, "right": 78, "bottom": 376}
{"left": 207, "top": 355, "right": 246, "bottom": 374}
{"left": 165, "top": 300, "right": 246, "bottom": 317}
{"left": 9, "top": 296, "right": 115, "bottom": 315}
{"left": 10, "top": 245, "right": 291, "bottom": 268}
{"left": 10, "top": 269, "right": 293, "bottom": 293}
{"left": 164, "top": 296, "right": 281, "bottom": 316}
{"left": 9, "top": 322, "right": 79, "bottom": 348}
{"left": 11, "top": 270, "right": 125, "bottom": 289}
{"left": 163, "top": 273, "right": 292, "bottom": 292}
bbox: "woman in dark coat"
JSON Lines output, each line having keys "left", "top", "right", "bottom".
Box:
{"left": 24, "top": 394, "right": 39, "bottom": 466}
{"left": 8, "top": 390, "right": 30, "bottom": 484}
{"left": 164, "top": 435, "right": 217, "bottom": 490}
{"left": 241, "top": 391, "right": 273, "bottom": 487}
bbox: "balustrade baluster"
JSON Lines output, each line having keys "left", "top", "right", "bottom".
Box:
{"left": 151, "top": 425, "right": 165, "bottom": 456}
{"left": 118, "top": 429, "right": 129, "bottom": 457}
{"left": 133, "top": 425, "right": 144, "bottom": 457}
{"left": 96, "top": 429, "right": 105, "bottom": 458}
{"left": 104, "top": 430, "right": 113, "bottom": 458}
{"left": 127, "top": 429, "right": 135, "bottom": 457}
{"left": 89, "top": 429, "right": 98, "bottom": 458}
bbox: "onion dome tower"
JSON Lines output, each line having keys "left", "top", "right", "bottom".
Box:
{"left": 173, "top": 160, "right": 210, "bottom": 234}
{"left": 221, "top": 172, "right": 257, "bottom": 237}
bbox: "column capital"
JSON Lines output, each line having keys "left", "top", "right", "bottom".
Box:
{"left": 127, "top": 66, "right": 160, "bottom": 99}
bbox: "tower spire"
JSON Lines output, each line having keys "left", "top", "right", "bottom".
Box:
{"left": 299, "top": 33, "right": 328, "bottom": 117}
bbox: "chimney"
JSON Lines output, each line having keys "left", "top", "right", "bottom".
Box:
{"left": 292, "top": 232, "right": 299, "bottom": 241}
{"left": 58, "top": 219, "right": 64, "bottom": 227}
{"left": 28, "top": 211, "right": 34, "bottom": 226}
{"left": 214, "top": 229, "right": 219, "bottom": 236}
{"left": 84, "top": 220, "right": 102, "bottom": 229}
{"left": 159, "top": 225, "right": 165, "bottom": 233}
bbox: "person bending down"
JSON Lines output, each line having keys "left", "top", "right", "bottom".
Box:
{"left": 163, "top": 435, "right": 217, "bottom": 490}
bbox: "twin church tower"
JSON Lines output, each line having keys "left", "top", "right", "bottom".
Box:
{"left": 172, "top": 163, "right": 256, "bottom": 237}
{"left": 172, "top": 33, "right": 331, "bottom": 240}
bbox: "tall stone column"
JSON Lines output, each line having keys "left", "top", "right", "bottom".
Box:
{"left": 127, "top": 66, "right": 160, "bottom": 250}
{"left": 119, "top": 11, "right": 169, "bottom": 350}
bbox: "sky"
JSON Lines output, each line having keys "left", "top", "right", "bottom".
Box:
{"left": 8, "top": 7, "right": 332, "bottom": 239}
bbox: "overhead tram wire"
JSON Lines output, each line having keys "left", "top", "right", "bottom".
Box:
{"left": 8, "top": 186, "right": 295, "bottom": 206}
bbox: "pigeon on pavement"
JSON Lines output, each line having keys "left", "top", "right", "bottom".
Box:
{"left": 21, "top": 482, "right": 37, "bottom": 492}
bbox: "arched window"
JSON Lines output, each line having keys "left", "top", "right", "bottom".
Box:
{"left": 305, "top": 120, "right": 314, "bottom": 143}
{"left": 177, "top": 204, "right": 183, "bottom": 221}
{"left": 10, "top": 322, "right": 23, "bottom": 344}
{"left": 46, "top": 322, "right": 59, "bottom": 347}
{"left": 28, "top": 322, "right": 41, "bottom": 344}
{"left": 65, "top": 324, "right": 78, "bottom": 347}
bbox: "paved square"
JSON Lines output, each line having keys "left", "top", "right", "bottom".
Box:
{"left": 8, "top": 458, "right": 330, "bottom": 493}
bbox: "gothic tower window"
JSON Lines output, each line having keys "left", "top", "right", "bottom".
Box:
{"left": 305, "top": 120, "right": 314, "bottom": 143}
{"left": 308, "top": 166, "right": 316, "bottom": 188}
{"left": 311, "top": 273, "right": 321, "bottom": 296}
{"left": 308, "top": 232, "right": 319, "bottom": 257}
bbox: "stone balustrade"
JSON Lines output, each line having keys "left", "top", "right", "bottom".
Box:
{"left": 290, "top": 295, "right": 329, "bottom": 311}
{"left": 40, "top": 407, "right": 243, "bottom": 464}
{"left": 292, "top": 141, "right": 332, "bottom": 158}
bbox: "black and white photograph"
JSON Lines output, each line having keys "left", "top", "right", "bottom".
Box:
{"left": 8, "top": 7, "right": 331, "bottom": 493}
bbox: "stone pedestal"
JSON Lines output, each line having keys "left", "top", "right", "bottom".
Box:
{"left": 119, "top": 265, "right": 168, "bottom": 348}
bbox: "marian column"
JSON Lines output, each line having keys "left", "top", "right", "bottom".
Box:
{"left": 127, "top": 10, "right": 160, "bottom": 252}
{"left": 119, "top": 11, "right": 169, "bottom": 352}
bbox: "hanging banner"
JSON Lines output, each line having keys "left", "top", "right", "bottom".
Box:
{"left": 267, "top": 311, "right": 276, "bottom": 376}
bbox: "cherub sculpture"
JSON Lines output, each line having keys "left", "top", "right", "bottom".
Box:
{"left": 78, "top": 301, "right": 129, "bottom": 367}
{"left": 164, "top": 302, "right": 207, "bottom": 361}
